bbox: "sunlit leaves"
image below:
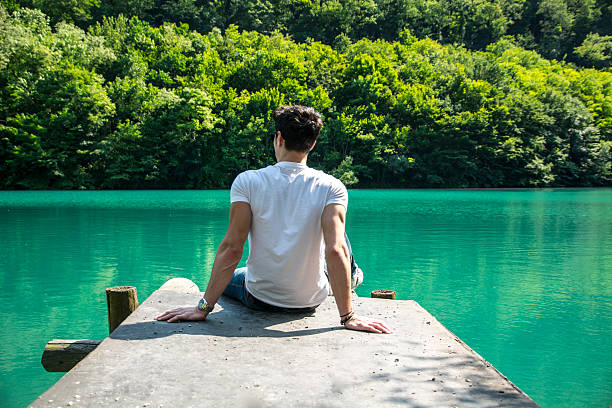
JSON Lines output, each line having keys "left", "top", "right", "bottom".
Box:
{"left": 0, "top": 6, "right": 610, "bottom": 189}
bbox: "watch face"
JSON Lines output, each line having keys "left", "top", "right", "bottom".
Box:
{"left": 198, "top": 297, "right": 214, "bottom": 312}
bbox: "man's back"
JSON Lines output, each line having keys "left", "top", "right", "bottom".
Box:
{"left": 156, "top": 105, "right": 391, "bottom": 334}
{"left": 231, "top": 161, "right": 347, "bottom": 308}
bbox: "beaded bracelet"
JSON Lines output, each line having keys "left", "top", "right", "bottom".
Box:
{"left": 340, "top": 311, "right": 355, "bottom": 325}
{"left": 339, "top": 310, "right": 353, "bottom": 318}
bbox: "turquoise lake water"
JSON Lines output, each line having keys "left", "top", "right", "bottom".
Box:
{"left": 0, "top": 189, "right": 610, "bottom": 407}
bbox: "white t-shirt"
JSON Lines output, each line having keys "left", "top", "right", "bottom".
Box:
{"left": 230, "top": 161, "right": 348, "bottom": 308}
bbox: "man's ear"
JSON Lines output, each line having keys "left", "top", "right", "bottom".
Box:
{"left": 309, "top": 139, "right": 317, "bottom": 152}
{"left": 277, "top": 131, "right": 284, "bottom": 147}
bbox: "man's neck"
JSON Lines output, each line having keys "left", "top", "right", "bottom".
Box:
{"left": 276, "top": 151, "right": 308, "bottom": 165}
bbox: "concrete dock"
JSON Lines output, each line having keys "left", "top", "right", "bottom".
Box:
{"left": 32, "top": 278, "right": 539, "bottom": 407}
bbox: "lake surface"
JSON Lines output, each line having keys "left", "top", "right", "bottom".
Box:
{"left": 0, "top": 189, "right": 610, "bottom": 407}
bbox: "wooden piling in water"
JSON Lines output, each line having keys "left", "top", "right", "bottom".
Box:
{"left": 106, "top": 286, "right": 138, "bottom": 334}
{"left": 371, "top": 289, "right": 397, "bottom": 299}
{"left": 40, "top": 285, "right": 140, "bottom": 372}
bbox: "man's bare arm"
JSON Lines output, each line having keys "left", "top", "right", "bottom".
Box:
{"left": 155, "top": 201, "right": 252, "bottom": 322}
{"left": 321, "top": 204, "right": 392, "bottom": 334}
{"left": 200, "top": 201, "right": 251, "bottom": 306}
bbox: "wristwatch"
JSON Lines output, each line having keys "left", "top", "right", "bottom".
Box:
{"left": 197, "top": 297, "right": 215, "bottom": 313}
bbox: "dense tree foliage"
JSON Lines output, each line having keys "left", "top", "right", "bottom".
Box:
{"left": 5, "top": 0, "right": 611, "bottom": 68}
{"left": 1, "top": 6, "right": 610, "bottom": 189}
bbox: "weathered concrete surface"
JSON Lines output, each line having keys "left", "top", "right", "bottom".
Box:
{"left": 32, "top": 279, "right": 539, "bottom": 408}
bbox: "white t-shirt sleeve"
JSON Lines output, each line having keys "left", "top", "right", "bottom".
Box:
{"left": 230, "top": 172, "right": 250, "bottom": 203}
{"left": 325, "top": 177, "right": 348, "bottom": 209}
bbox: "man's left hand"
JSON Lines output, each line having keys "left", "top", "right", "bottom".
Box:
{"left": 344, "top": 315, "right": 393, "bottom": 334}
{"left": 155, "top": 307, "right": 208, "bottom": 323}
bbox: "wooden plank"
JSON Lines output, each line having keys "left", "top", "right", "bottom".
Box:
{"left": 41, "top": 339, "right": 101, "bottom": 372}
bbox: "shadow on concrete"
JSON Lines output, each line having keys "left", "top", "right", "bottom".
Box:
{"left": 110, "top": 297, "right": 343, "bottom": 340}
{"left": 361, "top": 349, "right": 537, "bottom": 407}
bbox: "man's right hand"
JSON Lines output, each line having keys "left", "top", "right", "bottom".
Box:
{"left": 155, "top": 307, "right": 208, "bottom": 323}
{"left": 344, "top": 315, "right": 393, "bottom": 334}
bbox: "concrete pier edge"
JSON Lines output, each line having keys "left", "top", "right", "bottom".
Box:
{"left": 31, "top": 278, "right": 540, "bottom": 407}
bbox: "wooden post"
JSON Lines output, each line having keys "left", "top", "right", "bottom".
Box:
{"left": 106, "top": 286, "right": 138, "bottom": 334}
{"left": 371, "top": 290, "right": 396, "bottom": 300}
{"left": 41, "top": 339, "right": 101, "bottom": 372}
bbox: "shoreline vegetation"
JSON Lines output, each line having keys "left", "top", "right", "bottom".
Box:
{"left": 0, "top": 2, "right": 610, "bottom": 190}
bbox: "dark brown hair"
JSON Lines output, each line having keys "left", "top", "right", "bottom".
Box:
{"left": 273, "top": 105, "right": 323, "bottom": 152}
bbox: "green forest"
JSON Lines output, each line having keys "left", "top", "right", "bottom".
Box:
{"left": 0, "top": 1, "right": 610, "bottom": 189}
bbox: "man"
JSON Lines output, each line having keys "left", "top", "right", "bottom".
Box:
{"left": 156, "top": 105, "right": 391, "bottom": 334}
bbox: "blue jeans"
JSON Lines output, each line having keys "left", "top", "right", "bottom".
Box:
{"left": 223, "top": 267, "right": 318, "bottom": 313}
